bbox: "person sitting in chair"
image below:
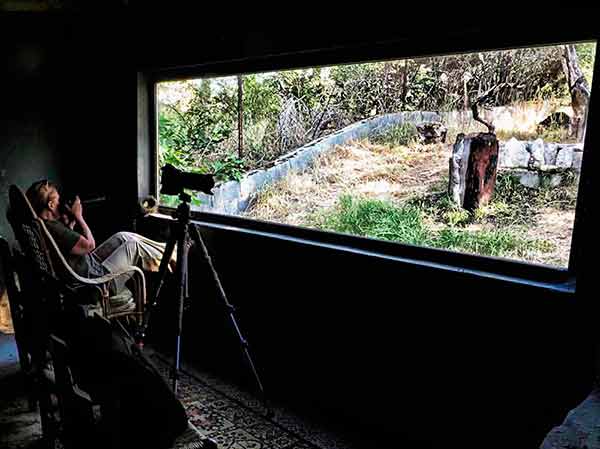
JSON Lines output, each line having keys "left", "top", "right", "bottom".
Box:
{"left": 26, "top": 179, "right": 174, "bottom": 294}
{"left": 26, "top": 180, "right": 212, "bottom": 449}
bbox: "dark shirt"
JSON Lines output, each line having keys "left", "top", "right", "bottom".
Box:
{"left": 43, "top": 219, "right": 107, "bottom": 278}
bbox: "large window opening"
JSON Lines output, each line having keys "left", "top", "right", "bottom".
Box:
{"left": 156, "top": 42, "right": 596, "bottom": 269}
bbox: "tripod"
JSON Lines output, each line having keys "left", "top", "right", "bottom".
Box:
{"left": 138, "top": 193, "right": 267, "bottom": 403}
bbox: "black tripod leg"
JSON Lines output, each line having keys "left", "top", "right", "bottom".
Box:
{"left": 152, "top": 236, "right": 178, "bottom": 304}
{"left": 137, "top": 232, "right": 177, "bottom": 344}
{"left": 188, "top": 225, "right": 270, "bottom": 413}
{"left": 172, "top": 228, "right": 189, "bottom": 394}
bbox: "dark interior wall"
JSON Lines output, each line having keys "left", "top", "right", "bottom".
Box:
{"left": 52, "top": 14, "right": 138, "bottom": 241}
{"left": 1, "top": 9, "right": 598, "bottom": 449}
{"left": 0, "top": 12, "right": 138, "bottom": 242}
{"left": 0, "top": 17, "right": 66, "bottom": 241}
{"left": 136, "top": 14, "right": 599, "bottom": 448}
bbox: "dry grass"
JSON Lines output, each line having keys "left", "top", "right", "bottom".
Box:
{"left": 245, "top": 140, "right": 449, "bottom": 226}
{"left": 522, "top": 208, "right": 575, "bottom": 266}
{"left": 445, "top": 124, "right": 575, "bottom": 145}
{"left": 244, "top": 138, "right": 577, "bottom": 268}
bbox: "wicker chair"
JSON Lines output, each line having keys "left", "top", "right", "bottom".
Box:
{"left": 0, "top": 238, "right": 36, "bottom": 410}
{"left": 6, "top": 184, "right": 146, "bottom": 328}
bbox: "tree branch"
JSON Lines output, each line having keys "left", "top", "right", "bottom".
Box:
{"left": 470, "top": 82, "right": 519, "bottom": 134}
{"left": 471, "top": 102, "right": 495, "bottom": 134}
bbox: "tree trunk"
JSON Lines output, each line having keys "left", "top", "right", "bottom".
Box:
{"left": 562, "top": 45, "right": 590, "bottom": 141}
{"left": 401, "top": 60, "right": 409, "bottom": 110}
{"left": 449, "top": 133, "right": 499, "bottom": 211}
{"left": 237, "top": 75, "right": 244, "bottom": 158}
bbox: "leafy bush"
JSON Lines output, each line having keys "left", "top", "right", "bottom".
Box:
{"left": 158, "top": 44, "right": 595, "bottom": 185}
{"left": 160, "top": 80, "right": 236, "bottom": 156}
{"left": 210, "top": 154, "right": 246, "bottom": 183}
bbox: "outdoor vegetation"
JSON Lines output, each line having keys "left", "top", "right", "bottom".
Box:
{"left": 158, "top": 42, "right": 595, "bottom": 267}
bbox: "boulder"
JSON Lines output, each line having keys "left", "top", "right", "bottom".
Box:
{"left": 548, "top": 174, "right": 563, "bottom": 188}
{"left": 540, "top": 388, "right": 600, "bottom": 449}
{"left": 416, "top": 122, "right": 448, "bottom": 144}
{"left": 528, "top": 139, "right": 545, "bottom": 169}
{"left": 518, "top": 171, "right": 540, "bottom": 189}
{"left": 556, "top": 146, "right": 574, "bottom": 169}
{"left": 544, "top": 143, "right": 559, "bottom": 165}
{"left": 573, "top": 150, "right": 584, "bottom": 173}
{"left": 537, "top": 111, "right": 571, "bottom": 130}
{"left": 500, "top": 138, "right": 530, "bottom": 168}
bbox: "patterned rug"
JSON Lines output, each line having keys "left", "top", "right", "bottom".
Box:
{"left": 149, "top": 351, "right": 360, "bottom": 449}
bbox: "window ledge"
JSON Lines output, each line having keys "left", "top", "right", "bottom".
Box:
{"left": 148, "top": 211, "right": 576, "bottom": 295}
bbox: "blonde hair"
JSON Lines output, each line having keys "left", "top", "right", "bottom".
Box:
{"left": 26, "top": 180, "right": 58, "bottom": 215}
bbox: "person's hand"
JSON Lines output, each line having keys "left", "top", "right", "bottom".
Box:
{"left": 68, "top": 196, "right": 83, "bottom": 220}
{"left": 60, "top": 213, "right": 76, "bottom": 229}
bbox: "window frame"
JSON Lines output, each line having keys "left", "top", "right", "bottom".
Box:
{"left": 139, "top": 32, "right": 599, "bottom": 292}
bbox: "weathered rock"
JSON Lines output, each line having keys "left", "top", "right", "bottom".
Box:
{"left": 449, "top": 133, "right": 499, "bottom": 210}
{"left": 544, "top": 143, "right": 559, "bottom": 165}
{"left": 538, "top": 111, "right": 571, "bottom": 130}
{"left": 573, "top": 150, "right": 584, "bottom": 173}
{"left": 528, "top": 139, "right": 545, "bottom": 169}
{"left": 540, "top": 388, "right": 600, "bottom": 449}
{"left": 556, "top": 146, "right": 574, "bottom": 169}
{"left": 416, "top": 122, "right": 448, "bottom": 144}
{"left": 518, "top": 171, "right": 540, "bottom": 188}
{"left": 539, "top": 164, "right": 561, "bottom": 173}
{"left": 500, "top": 138, "right": 530, "bottom": 168}
{"left": 548, "top": 174, "right": 563, "bottom": 188}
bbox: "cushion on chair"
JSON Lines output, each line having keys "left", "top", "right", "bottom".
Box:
{"left": 108, "top": 288, "right": 136, "bottom": 314}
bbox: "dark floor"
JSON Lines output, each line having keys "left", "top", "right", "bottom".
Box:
{"left": 150, "top": 351, "right": 365, "bottom": 449}
{"left": 0, "top": 332, "right": 42, "bottom": 449}
{"left": 0, "top": 332, "right": 364, "bottom": 449}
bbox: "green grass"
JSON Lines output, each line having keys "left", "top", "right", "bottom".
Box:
{"left": 316, "top": 195, "right": 431, "bottom": 246}
{"left": 433, "top": 227, "right": 553, "bottom": 258}
{"left": 407, "top": 172, "right": 578, "bottom": 228}
{"left": 314, "top": 194, "right": 552, "bottom": 259}
{"left": 370, "top": 123, "right": 418, "bottom": 147}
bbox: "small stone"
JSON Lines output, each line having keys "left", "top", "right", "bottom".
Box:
{"left": 549, "top": 174, "right": 563, "bottom": 188}
{"left": 556, "top": 147, "right": 574, "bottom": 169}
{"left": 519, "top": 171, "right": 540, "bottom": 188}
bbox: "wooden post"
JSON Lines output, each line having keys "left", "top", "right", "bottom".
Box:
{"left": 449, "top": 132, "right": 499, "bottom": 211}
{"left": 448, "top": 83, "right": 506, "bottom": 210}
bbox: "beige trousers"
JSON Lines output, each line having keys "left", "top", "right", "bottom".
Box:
{"left": 91, "top": 231, "right": 174, "bottom": 294}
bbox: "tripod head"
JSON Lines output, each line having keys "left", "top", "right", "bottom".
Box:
{"left": 171, "top": 192, "right": 192, "bottom": 224}
{"left": 178, "top": 192, "right": 192, "bottom": 204}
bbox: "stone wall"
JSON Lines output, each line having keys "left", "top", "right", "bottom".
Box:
{"left": 186, "top": 107, "right": 584, "bottom": 216}
{"left": 498, "top": 137, "right": 583, "bottom": 188}
{"left": 441, "top": 101, "right": 574, "bottom": 136}
{"left": 191, "top": 111, "right": 440, "bottom": 215}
